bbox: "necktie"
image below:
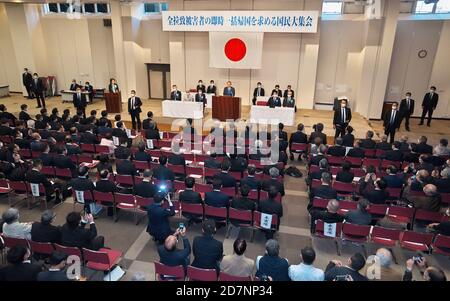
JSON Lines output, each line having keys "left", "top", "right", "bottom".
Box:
{"left": 342, "top": 108, "right": 345, "bottom": 123}
{"left": 407, "top": 99, "right": 410, "bottom": 109}
{"left": 391, "top": 111, "right": 395, "bottom": 125}
{"left": 131, "top": 97, "right": 134, "bottom": 109}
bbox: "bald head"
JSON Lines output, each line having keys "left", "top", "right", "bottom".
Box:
{"left": 327, "top": 199, "right": 339, "bottom": 213}
{"left": 423, "top": 184, "right": 437, "bottom": 196}
{"left": 164, "top": 235, "right": 178, "bottom": 251}
{"left": 376, "top": 248, "right": 393, "bottom": 268}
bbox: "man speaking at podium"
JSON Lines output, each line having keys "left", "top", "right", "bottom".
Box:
{"left": 108, "top": 78, "right": 119, "bottom": 93}
{"left": 223, "top": 81, "right": 235, "bottom": 97}
{"left": 128, "top": 90, "right": 142, "bottom": 131}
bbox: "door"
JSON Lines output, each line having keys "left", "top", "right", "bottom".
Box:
{"left": 147, "top": 64, "right": 170, "bottom": 100}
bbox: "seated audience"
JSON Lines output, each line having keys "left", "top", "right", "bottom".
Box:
{"left": 2, "top": 208, "right": 32, "bottom": 240}
{"left": 382, "top": 165, "right": 404, "bottom": 188}
{"left": 158, "top": 227, "right": 190, "bottom": 270}
{"left": 324, "top": 253, "right": 368, "bottom": 281}
{"left": 433, "top": 138, "right": 449, "bottom": 156}
{"left": 310, "top": 199, "right": 344, "bottom": 233}
{"left": 376, "top": 135, "right": 392, "bottom": 151}
{"left": 309, "top": 172, "right": 337, "bottom": 203}
{"left": 205, "top": 177, "right": 229, "bottom": 208}
{"left": 403, "top": 257, "right": 446, "bottom": 281}
{"left": 342, "top": 126, "right": 355, "bottom": 148}
{"left": 0, "top": 245, "right": 42, "bottom": 281}
{"left": 289, "top": 246, "right": 324, "bottom": 281}
{"left": 152, "top": 155, "right": 175, "bottom": 181}
{"left": 347, "top": 140, "right": 365, "bottom": 158}
{"left": 60, "top": 212, "right": 104, "bottom": 250}
{"left": 31, "top": 210, "right": 61, "bottom": 244}
{"left": 240, "top": 165, "right": 261, "bottom": 191}
{"left": 192, "top": 220, "right": 223, "bottom": 270}
{"left": 407, "top": 184, "right": 441, "bottom": 212}
{"left": 255, "top": 239, "right": 290, "bottom": 281}
{"left": 215, "top": 159, "right": 236, "bottom": 188}
{"left": 360, "top": 131, "right": 376, "bottom": 149}
{"left": 220, "top": 238, "right": 255, "bottom": 278}
{"left": 360, "top": 178, "right": 389, "bottom": 205}
{"left": 37, "top": 251, "right": 70, "bottom": 281}
{"left": 327, "top": 137, "right": 346, "bottom": 157}
{"left": 336, "top": 161, "right": 354, "bottom": 183}
{"left": 262, "top": 167, "right": 285, "bottom": 196}
{"left": 231, "top": 185, "right": 256, "bottom": 211}
{"left": 344, "top": 199, "right": 372, "bottom": 225}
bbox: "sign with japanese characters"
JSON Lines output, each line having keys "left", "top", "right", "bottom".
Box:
{"left": 162, "top": 11, "right": 319, "bottom": 33}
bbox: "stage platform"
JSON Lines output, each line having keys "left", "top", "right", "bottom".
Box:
{"left": 4, "top": 94, "right": 449, "bottom": 145}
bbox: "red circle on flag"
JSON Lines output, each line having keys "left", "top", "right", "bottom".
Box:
{"left": 224, "top": 38, "right": 247, "bottom": 62}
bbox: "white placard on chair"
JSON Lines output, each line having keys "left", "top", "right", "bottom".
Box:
{"left": 30, "top": 183, "right": 40, "bottom": 197}
{"left": 159, "top": 131, "right": 164, "bottom": 140}
{"left": 126, "top": 129, "right": 132, "bottom": 138}
{"left": 323, "top": 222, "right": 337, "bottom": 238}
{"left": 260, "top": 213, "right": 273, "bottom": 230}
{"left": 75, "top": 190, "right": 85, "bottom": 204}
{"left": 146, "top": 139, "right": 154, "bottom": 149}
{"left": 112, "top": 136, "right": 119, "bottom": 146}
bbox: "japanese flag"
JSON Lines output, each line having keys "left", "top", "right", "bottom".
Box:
{"left": 209, "top": 32, "right": 263, "bottom": 69}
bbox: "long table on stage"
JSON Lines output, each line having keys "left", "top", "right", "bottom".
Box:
{"left": 162, "top": 100, "right": 204, "bottom": 119}
{"left": 250, "top": 106, "right": 295, "bottom": 126}
{"left": 61, "top": 90, "right": 92, "bottom": 103}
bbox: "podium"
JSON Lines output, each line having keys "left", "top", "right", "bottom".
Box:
{"left": 105, "top": 92, "right": 122, "bottom": 113}
{"left": 212, "top": 96, "right": 241, "bottom": 121}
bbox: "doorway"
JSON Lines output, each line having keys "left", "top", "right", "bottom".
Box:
{"left": 147, "top": 63, "right": 171, "bottom": 100}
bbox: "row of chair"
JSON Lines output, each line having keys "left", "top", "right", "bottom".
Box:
{"left": 0, "top": 235, "right": 122, "bottom": 281}
{"left": 314, "top": 220, "right": 450, "bottom": 258}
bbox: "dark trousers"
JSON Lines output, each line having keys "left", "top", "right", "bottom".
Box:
{"left": 35, "top": 92, "right": 45, "bottom": 108}
{"left": 24, "top": 85, "right": 33, "bottom": 99}
{"left": 252, "top": 98, "right": 256, "bottom": 105}
{"left": 334, "top": 123, "right": 347, "bottom": 138}
{"left": 130, "top": 111, "right": 141, "bottom": 130}
{"left": 400, "top": 113, "right": 411, "bottom": 130}
{"left": 420, "top": 107, "right": 434, "bottom": 125}
{"left": 384, "top": 127, "right": 396, "bottom": 144}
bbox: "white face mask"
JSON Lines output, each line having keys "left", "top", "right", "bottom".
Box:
{"left": 173, "top": 87, "right": 177, "bottom": 91}
{"left": 131, "top": 94, "right": 135, "bottom": 97}
{"left": 406, "top": 96, "right": 410, "bottom": 100}
{"left": 288, "top": 94, "right": 292, "bottom": 98}
{"left": 210, "top": 83, "right": 214, "bottom": 86}
{"left": 341, "top": 103, "right": 346, "bottom": 108}
{"left": 392, "top": 106, "right": 398, "bottom": 111}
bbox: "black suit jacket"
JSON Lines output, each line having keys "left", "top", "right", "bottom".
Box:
{"left": 412, "top": 142, "right": 433, "bottom": 155}
{"left": 282, "top": 97, "right": 295, "bottom": 108}
{"left": 262, "top": 178, "right": 285, "bottom": 196}
{"left": 196, "top": 84, "right": 206, "bottom": 93}
{"left": 73, "top": 93, "right": 87, "bottom": 109}
{"left": 206, "top": 85, "right": 216, "bottom": 94}
{"left": 158, "top": 237, "right": 191, "bottom": 268}
{"left": 400, "top": 98, "right": 415, "bottom": 116}
{"left": 253, "top": 87, "right": 265, "bottom": 99}
{"left": 205, "top": 190, "right": 229, "bottom": 208}
{"left": 39, "top": 153, "right": 54, "bottom": 166}
{"left": 0, "top": 262, "right": 42, "bottom": 281}
{"left": 23, "top": 72, "right": 32, "bottom": 86}
{"left": 360, "top": 138, "right": 376, "bottom": 149}
{"left": 195, "top": 93, "right": 206, "bottom": 104}
{"left": 179, "top": 189, "right": 202, "bottom": 204}
{"left": 333, "top": 107, "right": 352, "bottom": 126}
{"left": 168, "top": 154, "right": 186, "bottom": 166}
{"left": 95, "top": 179, "right": 117, "bottom": 193}
{"left": 60, "top": 222, "right": 98, "bottom": 249}
{"left": 19, "top": 111, "right": 31, "bottom": 121}
{"left": 69, "top": 83, "right": 79, "bottom": 91}
{"left": 422, "top": 92, "right": 438, "bottom": 109}
{"left": 31, "top": 222, "right": 61, "bottom": 244}
{"left": 116, "top": 160, "right": 138, "bottom": 176}
{"left": 382, "top": 149, "right": 403, "bottom": 162}
{"left": 70, "top": 177, "right": 95, "bottom": 192}
{"left": 144, "top": 129, "right": 160, "bottom": 140}
{"left": 192, "top": 235, "right": 223, "bottom": 269}
{"left": 134, "top": 151, "right": 150, "bottom": 162}
{"left": 37, "top": 270, "right": 70, "bottom": 281}
{"left": 152, "top": 165, "right": 175, "bottom": 181}
{"left": 240, "top": 176, "right": 261, "bottom": 191}
{"left": 170, "top": 90, "right": 182, "bottom": 101}
{"left": 383, "top": 110, "right": 401, "bottom": 130}
{"left": 336, "top": 171, "right": 354, "bottom": 183}
{"left": 114, "top": 146, "right": 131, "bottom": 159}
{"left": 128, "top": 97, "right": 142, "bottom": 113}
{"left": 309, "top": 132, "right": 327, "bottom": 145}
{"left": 79, "top": 132, "right": 98, "bottom": 144}
{"left": 134, "top": 181, "right": 156, "bottom": 198}
{"left": 376, "top": 141, "right": 392, "bottom": 151}
{"left": 26, "top": 169, "right": 53, "bottom": 193}
{"left": 215, "top": 171, "right": 236, "bottom": 188}
{"left": 347, "top": 147, "right": 365, "bottom": 158}
{"left": 283, "top": 89, "right": 294, "bottom": 98}
{"left": 108, "top": 83, "right": 119, "bottom": 93}
{"left": 31, "top": 78, "right": 45, "bottom": 93}
{"left": 289, "top": 131, "right": 308, "bottom": 145}
{"left": 271, "top": 89, "right": 283, "bottom": 97}
{"left": 259, "top": 198, "right": 283, "bottom": 218}
{"left": 327, "top": 145, "right": 346, "bottom": 157}
{"left": 268, "top": 97, "right": 282, "bottom": 108}
{"left": 311, "top": 185, "right": 338, "bottom": 201}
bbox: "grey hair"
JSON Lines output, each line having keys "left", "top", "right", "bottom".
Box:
{"left": 375, "top": 248, "right": 392, "bottom": 268}
{"left": 2, "top": 208, "right": 20, "bottom": 224}
{"left": 269, "top": 167, "right": 280, "bottom": 178}
{"left": 319, "top": 158, "right": 329, "bottom": 169}
{"left": 441, "top": 167, "right": 450, "bottom": 178}
{"left": 265, "top": 239, "right": 280, "bottom": 257}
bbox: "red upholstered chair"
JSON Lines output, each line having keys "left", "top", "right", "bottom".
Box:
{"left": 187, "top": 266, "right": 217, "bottom": 281}
{"left": 227, "top": 208, "right": 253, "bottom": 238}
{"left": 29, "top": 241, "right": 54, "bottom": 256}
{"left": 341, "top": 223, "right": 371, "bottom": 256}
{"left": 218, "top": 272, "right": 252, "bottom": 281}
{"left": 114, "top": 193, "right": 137, "bottom": 223}
{"left": 154, "top": 261, "right": 185, "bottom": 281}
{"left": 432, "top": 234, "right": 450, "bottom": 256}
{"left": 82, "top": 248, "right": 123, "bottom": 281}
{"left": 399, "top": 231, "right": 434, "bottom": 252}
{"left": 313, "top": 220, "right": 343, "bottom": 255}
{"left": 370, "top": 226, "right": 401, "bottom": 247}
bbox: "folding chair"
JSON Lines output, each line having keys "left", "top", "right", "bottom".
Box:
{"left": 219, "top": 272, "right": 252, "bottom": 281}
{"left": 41, "top": 166, "right": 56, "bottom": 178}
{"left": 187, "top": 266, "right": 217, "bottom": 281}
{"left": 327, "top": 156, "right": 344, "bottom": 166}
{"left": 413, "top": 209, "right": 446, "bottom": 228}
{"left": 252, "top": 211, "right": 279, "bottom": 242}
{"left": 173, "top": 180, "right": 186, "bottom": 193}
{"left": 55, "top": 167, "right": 72, "bottom": 180}
{"left": 346, "top": 157, "right": 362, "bottom": 167}
{"left": 154, "top": 261, "right": 185, "bottom": 281}
{"left": 133, "top": 160, "right": 150, "bottom": 172}
{"left": 7, "top": 180, "right": 28, "bottom": 207}
{"left": 341, "top": 223, "right": 371, "bottom": 257}
{"left": 227, "top": 208, "right": 253, "bottom": 238}
{"left": 0, "top": 179, "right": 13, "bottom": 206}
{"left": 399, "top": 231, "right": 434, "bottom": 252}
{"left": 29, "top": 241, "right": 54, "bottom": 256}
{"left": 114, "top": 193, "right": 137, "bottom": 223}
{"left": 337, "top": 200, "right": 358, "bottom": 216}
{"left": 180, "top": 202, "right": 204, "bottom": 220}
{"left": 194, "top": 183, "right": 213, "bottom": 194}
{"left": 313, "top": 220, "right": 343, "bottom": 255}
{"left": 27, "top": 182, "right": 47, "bottom": 209}
{"left": 93, "top": 191, "right": 116, "bottom": 219}
{"left": 204, "top": 205, "right": 228, "bottom": 225}
{"left": 220, "top": 187, "right": 236, "bottom": 198}
{"left": 135, "top": 196, "right": 153, "bottom": 224}
{"left": 115, "top": 174, "right": 134, "bottom": 188}
{"left": 81, "top": 144, "right": 96, "bottom": 154}
{"left": 312, "top": 197, "right": 329, "bottom": 210}
{"left": 431, "top": 234, "right": 450, "bottom": 257}
{"left": 386, "top": 206, "right": 415, "bottom": 228}
{"left": 82, "top": 247, "right": 123, "bottom": 281}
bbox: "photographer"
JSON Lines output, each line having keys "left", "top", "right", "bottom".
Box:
{"left": 158, "top": 226, "right": 190, "bottom": 272}
{"left": 147, "top": 191, "right": 175, "bottom": 244}
{"left": 403, "top": 257, "right": 446, "bottom": 281}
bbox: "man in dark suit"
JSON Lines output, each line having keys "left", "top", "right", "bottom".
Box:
{"left": 39, "top": 144, "right": 53, "bottom": 166}
{"left": 267, "top": 92, "right": 282, "bottom": 108}
{"left": 310, "top": 199, "right": 344, "bottom": 233}
{"left": 262, "top": 167, "right": 285, "bottom": 196}
{"left": 382, "top": 165, "right": 404, "bottom": 188}
{"left": 289, "top": 123, "right": 308, "bottom": 160}
{"left": 69, "top": 79, "right": 79, "bottom": 91}
{"left": 168, "top": 144, "right": 186, "bottom": 167}
{"left": 73, "top": 87, "right": 87, "bottom": 118}
{"left": 0, "top": 245, "right": 43, "bottom": 281}
{"left": 26, "top": 159, "right": 56, "bottom": 203}
{"left": 252, "top": 82, "right": 265, "bottom": 105}
{"left": 347, "top": 140, "right": 365, "bottom": 158}
{"left": 170, "top": 85, "right": 182, "bottom": 101}
{"left": 283, "top": 85, "right": 294, "bottom": 98}
{"left": 308, "top": 123, "right": 327, "bottom": 145}
{"left": 128, "top": 90, "right": 142, "bottom": 131}
{"left": 214, "top": 160, "right": 236, "bottom": 188}
{"left": 195, "top": 90, "right": 207, "bottom": 107}
{"left": 360, "top": 131, "right": 376, "bottom": 149}
{"left": 336, "top": 161, "right": 354, "bottom": 183}
{"left": 205, "top": 177, "right": 230, "bottom": 208}
{"left": 134, "top": 169, "right": 156, "bottom": 198}
{"left": 144, "top": 121, "right": 160, "bottom": 142}
{"left": 179, "top": 177, "right": 203, "bottom": 223}
{"left": 30, "top": 73, "right": 45, "bottom": 108}
{"left": 112, "top": 122, "right": 130, "bottom": 147}
{"left": 60, "top": 212, "right": 104, "bottom": 250}
{"left": 147, "top": 192, "right": 175, "bottom": 243}
{"left": 344, "top": 199, "right": 372, "bottom": 226}
{"left": 223, "top": 81, "right": 235, "bottom": 97}
{"left": 333, "top": 99, "right": 352, "bottom": 138}
{"left": 108, "top": 78, "right": 119, "bottom": 93}
{"left": 196, "top": 80, "right": 206, "bottom": 93}
{"left": 282, "top": 90, "right": 296, "bottom": 111}
{"left": 383, "top": 102, "right": 401, "bottom": 144}
{"left": 158, "top": 227, "right": 191, "bottom": 271}
{"left": 95, "top": 169, "right": 117, "bottom": 193}
{"left": 22, "top": 68, "right": 33, "bottom": 99}
{"left": 399, "top": 92, "right": 414, "bottom": 131}
{"left": 239, "top": 165, "right": 260, "bottom": 191}
{"left": 259, "top": 186, "right": 283, "bottom": 239}
{"left": 206, "top": 80, "right": 217, "bottom": 94}
{"left": 309, "top": 172, "right": 337, "bottom": 203}
{"left": 231, "top": 185, "right": 256, "bottom": 211}
{"left": 381, "top": 141, "right": 403, "bottom": 162}
{"left": 376, "top": 135, "right": 392, "bottom": 151}
{"left": 19, "top": 104, "right": 31, "bottom": 121}
{"left": 79, "top": 128, "right": 98, "bottom": 145}
{"left": 152, "top": 155, "right": 175, "bottom": 181}
{"left": 229, "top": 153, "right": 247, "bottom": 173}
{"left": 37, "top": 251, "right": 70, "bottom": 281}
{"left": 84, "top": 81, "right": 94, "bottom": 103}
{"left": 271, "top": 85, "right": 283, "bottom": 97}
{"left": 359, "top": 178, "right": 389, "bottom": 204}
{"left": 324, "top": 253, "right": 368, "bottom": 281}
{"left": 327, "top": 137, "right": 346, "bottom": 157}
{"left": 31, "top": 210, "right": 61, "bottom": 244}
{"left": 192, "top": 220, "right": 223, "bottom": 270}
{"left": 342, "top": 126, "right": 355, "bottom": 147}
{"left": 412, "top": 136, "right": 433, "bottom": 154}
{"left": 204, "top": 152, "right": 221, "bottom": 169}
{"left": 420, "top": 86, "right": 439, "bottom": 127}
{"left": 116, "top": 154, "right": 138, "bottom": 177}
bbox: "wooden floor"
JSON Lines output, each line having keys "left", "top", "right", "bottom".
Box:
{"left": 4, "top": 93, "right": 450, "bottom": 144}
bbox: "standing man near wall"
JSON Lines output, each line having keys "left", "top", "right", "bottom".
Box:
{"left": 419, "top": 86, "right": 439, "bottom": 127}
{"left": 399, "top": 92, "right": 414, "bottom": 132}
{"left": 73, "top": 87, "right": 87, "bottom": 118}
{"left": 223, "top": 81, "right": 235, "bottom": 97}
{"left": 22, "top": 68, "right": 33, "bottom": 99}
{"left": 383, "top": 102, "right": 401, "bottom": 144}
{"left": 31, "top": 73, "right": 46, "bottom": 109}
{"left": 128, "top": 90, "right": 142, "bottom": 131}
{"left": 333, "top": 99, "right": 352, "bottom": 138}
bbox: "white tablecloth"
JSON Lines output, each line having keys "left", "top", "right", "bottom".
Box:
{"left": 162, "top": 100, "right": 204, "bottom": 119}
{"left": 61, "top": 90, "right": 91, "bottom": 102}
{"left": 250, "top": 106, "right": 295, "bottom": 126}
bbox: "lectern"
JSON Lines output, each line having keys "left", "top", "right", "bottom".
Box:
{"left": 105, "top": 92, "right": 122, "bottom": 113}
{"left": 212, "top": 96, "right": 241, "bottom": 121}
